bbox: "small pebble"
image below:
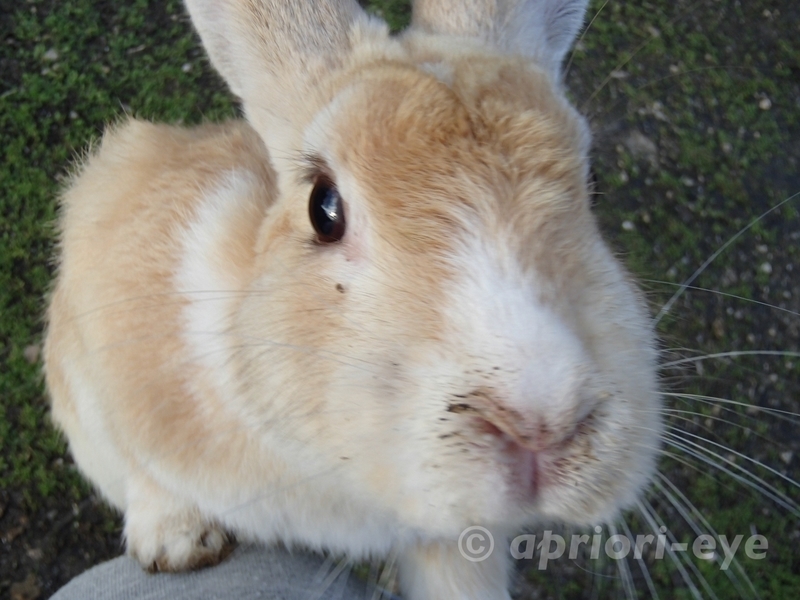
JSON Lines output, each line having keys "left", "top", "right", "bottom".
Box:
{"left": 651, "top": 101, "right": 668, "bottom": 121}
{"left": 23, "top": 344, "right": 40, "bottom": 364}
{"left": 712, "top": 318, "right": 725, "bottom": 339}
{"left": 26, "top": 547, "right": 43, "bottom": 561}
{"left": 42, "top": 48, "right": 58, "bottom": 61}
{"left": 622, "top": 220, "right": 635, "bottom": 231}
{"left": 10, "top": 573, "right": 40, "bottom": 600}
{"left": 759, "top": 262, "right": 772, "bottom": 274}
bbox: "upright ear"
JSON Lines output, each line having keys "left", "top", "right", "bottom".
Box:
{"left": 183, "top": 0, "right": 383, "bottom": 178}
{"left": 411, "top": 0, "right": 589, "bottom": 80}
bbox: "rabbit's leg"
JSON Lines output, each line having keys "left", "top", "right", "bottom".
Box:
{"left": 124, "top": 471, "right": 233, "bottom": 572}
{"left": 398, "top": 536, "right": 512, "bottom": 600}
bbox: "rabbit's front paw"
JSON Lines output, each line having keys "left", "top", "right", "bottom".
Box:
{"left": 124, "top": 476, "right": 234, "bottom": 572}
{"left": 128, "top": 518, "right": 233, "bottom": 572}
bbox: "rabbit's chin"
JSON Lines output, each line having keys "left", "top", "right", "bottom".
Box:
{"left": 456, "top": 418, "right": 651, "bottom": 533}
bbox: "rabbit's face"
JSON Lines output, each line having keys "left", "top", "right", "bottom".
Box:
{"left": 233, "top": 54, "right": 661, "bottom": 539}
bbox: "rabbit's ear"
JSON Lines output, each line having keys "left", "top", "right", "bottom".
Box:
{"left": 411, "top": 0, "right": 588, "bottom": 79}
{"left": 184, "top": 0, "right": 382, "bottom": 177}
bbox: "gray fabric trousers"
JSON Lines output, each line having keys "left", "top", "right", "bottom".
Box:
{"left": 51, "top": 544, "right": 395, "bottom": 600}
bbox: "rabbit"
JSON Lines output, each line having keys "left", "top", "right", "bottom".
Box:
{"left": 43, "top": 0, "right": 662, "bottom": 598}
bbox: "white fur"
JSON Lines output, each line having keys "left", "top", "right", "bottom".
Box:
{"left": 56, "top": 363, "right": 129, "bottom": 508}
{"left": 175, "top": 169, "right": 255, "bottom": 406}
{"left": 412, "top": 0, "right": 589, "bottom": 80}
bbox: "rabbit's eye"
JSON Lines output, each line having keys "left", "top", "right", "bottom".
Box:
{"left": 309, "top": 175, "right": 346, "bottom": 243}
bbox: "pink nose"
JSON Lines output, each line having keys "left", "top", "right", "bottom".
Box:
{"left": 448, "top": 386, "right": 595, "bottom": 452}
{"left": 449, "top": 387, "right": 601, "bottom": 498}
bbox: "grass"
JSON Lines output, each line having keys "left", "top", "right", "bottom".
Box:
{"left": 1, "top": 0, "right": 798, "bottom": 597}
{"left": 1, "top": 0, "right": 234, "bottom": 507}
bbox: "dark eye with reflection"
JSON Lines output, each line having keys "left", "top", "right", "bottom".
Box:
{"left": 309, "top": 175, "right": 346, "bottom": 243}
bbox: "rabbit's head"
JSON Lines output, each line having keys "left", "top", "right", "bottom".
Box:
{"left": 184, "top": 0, "right": 661, "bottom": 539}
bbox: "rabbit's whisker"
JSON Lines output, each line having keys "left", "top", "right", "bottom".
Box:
{"left": 636, "top": 498, "right": 706, "bottom": 600}
{"left": 664, "top": 392, "right": 800, "bottom": 420}
{"left": 582, "top": 0, "right": 710, "bottom": 114}
{"left": 653, "top": 474, "right": 758, "bottom": 597}
{"left": 306, "top": 554, "right": 352, "bottom": 600}
{"left": 607, "top": 521, "right": 636, "bottom": 600}
{"left": 658, "top": 433, "right": 799, "bottom": 516}
{"left": 661, "top": 350, "right": 800, "bottom": 369}
{"left": 654, "top": 190, "right": 800, "bottom": 325}
{"left": 618, "top": 517, "right": 661, "bottom": 600}
{"left": 642, "top": 280, "right": 800, "bottom": 318}
{"left": 563, "top": 0, "right": 610, "bottom": 80}
{"left": 666, "top": 427, "right": 800, "bottom": 492}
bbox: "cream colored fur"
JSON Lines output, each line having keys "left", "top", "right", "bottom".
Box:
{"left": 45, "top": 1, "right": 660, "bottom": 598}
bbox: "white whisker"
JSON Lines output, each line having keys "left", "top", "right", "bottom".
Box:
{"left": 636, "top": 499, "right": 704, "bottom": 600}
{"left": 654, "top": 191, "right": 800, "bottom": 325}
{"left": 667, "top": 427, "right": 800, "bottom": 491}
{"left": 371, "top": 550, "right": 399, "bottom": 600}
{"left": 607, "top": 521, "right": 636, "bottom": 600}
{"left": 619, "top": 518, "right": 660, "bottom": 600}
{"left": 661, "top": 350, "right": 800, "bottom": 369}
{"left": 664, "top": 392, "right": 800, "bottom": 421}
{"left": 641, "top": 280, "right": 800, "bottom": 318}
{"left": 305, "top": 555, "right": 351, "bottom": 600}
{"left": 654, "top": 473, "right": 759, "bottom": 599}
{"left": 659, "top": 432, "right": 799, "bottom": 516}
{"left": 563, "top": 0, "right": 610, "bottom": 79}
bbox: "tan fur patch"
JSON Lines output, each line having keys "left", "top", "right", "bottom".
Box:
{"left": 47, "top": 120, "right": 278, "bottom": 488}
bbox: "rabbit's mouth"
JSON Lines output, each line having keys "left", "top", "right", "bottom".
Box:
{"left": 450, "top": 391, "right": 601, "bottom": 502}
{"left": 486, "top": 412, "right": 597, "bottom": 501}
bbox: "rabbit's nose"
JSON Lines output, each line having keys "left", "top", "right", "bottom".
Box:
{"left": 448, "top": 380, "right": 603, "bottom": 452}
{"left": 449, "top": 386, "right": 604, "bottom": 497}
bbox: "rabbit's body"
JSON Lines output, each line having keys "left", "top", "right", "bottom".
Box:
{"left": 45, "top": 2, "right": 661, "bottom": 598}
{"left": 46, "top": 121, "right": 279, "bottom": 566}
